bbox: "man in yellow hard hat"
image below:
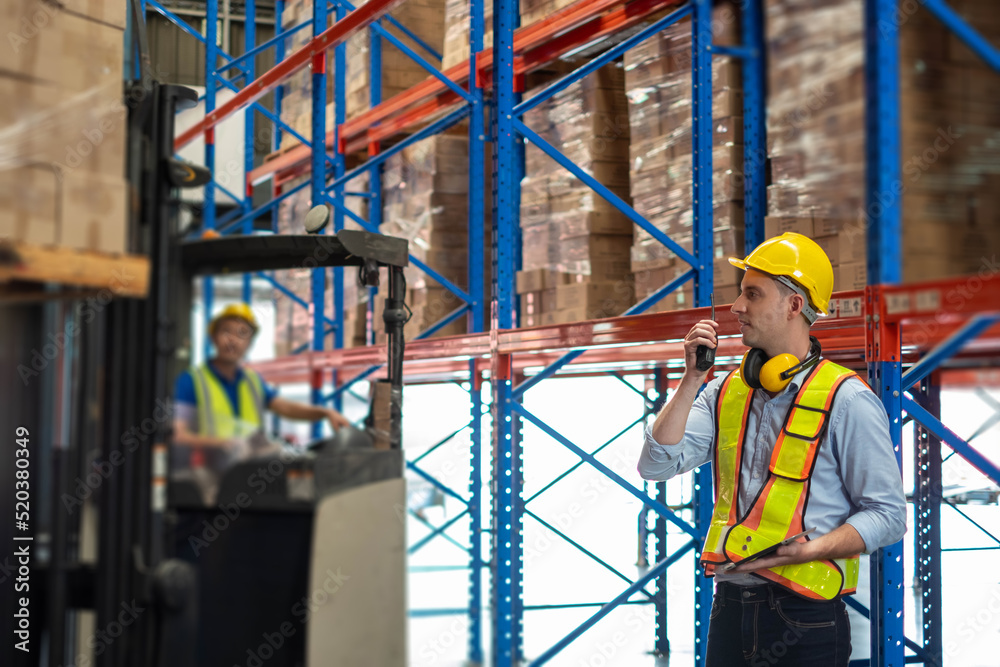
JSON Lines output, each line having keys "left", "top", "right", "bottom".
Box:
{"left": 639, "top": 233, "right": 906, "bottom": 665}
{"left": 172, "top": 303, "right": 351, "bottom": 480}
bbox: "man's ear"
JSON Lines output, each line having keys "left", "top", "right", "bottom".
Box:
{"left": 787, "top": 293, "right": 805, "bottom": 321}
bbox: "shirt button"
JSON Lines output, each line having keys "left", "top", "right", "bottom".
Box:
{"left": 743, "top": 591, "right": 751, "bottom": 599}
{"left": 753, "top": 471, "right": 760, "bottom": 479}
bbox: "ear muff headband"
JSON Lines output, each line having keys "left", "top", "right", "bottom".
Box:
{"left": 740, "top": 337, "right": 823, "bottom": 393}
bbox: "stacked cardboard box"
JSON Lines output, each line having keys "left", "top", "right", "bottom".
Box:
{"left": 344, "top": 0, "right": 447, "bottom": 120}
{"left": 379, "top": 132, "right": 489, "bottom": 341}
{"left": 278, "top": 0, "right": 334, "bottom": 149}
{"left": 272, "top": 172, "right": 313, "bottom": 357}
{"left": 279, "top": 0, "right": 447, "bottom": 133}
{"left": 272, "top": 266, "right": 313, "bottom": 358}
{"left": 516, "top": 63, "right": 636, "bottom": 326}
{"left": 766, "top": 0, "right": 1000, "bottom": 286}
{"left": 441, "top": 0, "right": 578, "bottom": 70}
{"left": 441, "top": 0, "right": 493, "bottom": 70}
{"left": 519, "top": 0, "right": 577, "bottom": 25}
{"left": 0, "top": 0, "right": 129, "bottom": 253}
{"left": 624, "top": 2, "right": 744, "bottom": 311}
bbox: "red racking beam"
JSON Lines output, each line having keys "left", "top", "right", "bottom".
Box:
{"left": 173, "top": 0, "right": 406, "bottom": 151}
{"left": 250, "top": 276, "right": 1000, "bottom": 386}
{"left": 247, "top": 0, "right": 682, "bottom": 186}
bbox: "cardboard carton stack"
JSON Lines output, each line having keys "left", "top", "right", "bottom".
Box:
{"left": 378, "top": 133, "right": 490, "bottom": 341}
{"left": 272, "top": 173, "right": 313, "bottom": 357}
{"left": 624, "top": 2, "right": 744, "bottom": 311}
{"left": 278, "top": 0, "right": 333, "bottom": 149}
{"left": 519, "top": 0, "right": 577, "bottom": 25}
{"left": 441, "top": 0, "right": 493, "bottom": 70}
{"left": 0, "top": 0, "right": 129, "bottom": 254}
{"left": 516, "top": 63, "right": 636, "bottom": 326}
{"left": 441, "top": 0, "right": 578, "bottom": 70}
{"left": 766, "top": 0, "right": 1000, "bottom": 287}
{"left": 279, "top": 0, "right": 447, "bottom": 134}
{"left": 344, "top": 0, "right": 447, "bottom": 120}
{"left": 272, "top": 267, "right": 313, "bottom": 358}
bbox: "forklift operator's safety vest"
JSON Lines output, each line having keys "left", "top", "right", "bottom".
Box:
{"left": 190, "top": 364, "right": 266, "bottom": 440}
{"left": 700, "top": 359, "right": 861, "bottom": 601}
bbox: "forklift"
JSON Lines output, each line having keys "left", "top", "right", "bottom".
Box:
{"left": 2, "top": 16, "right": 410, "bottom": 666}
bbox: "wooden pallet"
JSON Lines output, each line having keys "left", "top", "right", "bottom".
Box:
{"left": 0, "top": 241, "right": 150, "bottom": 302}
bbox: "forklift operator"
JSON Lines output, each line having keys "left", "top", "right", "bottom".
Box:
{"left": 172, "top": 303, "right": 351, "bottom": 479}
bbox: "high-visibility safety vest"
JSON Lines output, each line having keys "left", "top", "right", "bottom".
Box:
{"left": 190, "top": 364, "right": 266, "bottom": 439}
{"left": 700, "top": 359, "right": 861, "bottom": 600}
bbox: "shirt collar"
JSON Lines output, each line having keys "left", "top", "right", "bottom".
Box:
{"left": 752, "top": 359, "right": 822, "bottom": 402}
{"left": 207, "top": 360, "right": 244, "bottom": 385}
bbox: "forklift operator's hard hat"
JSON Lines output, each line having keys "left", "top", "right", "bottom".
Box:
{"left": 209, "top": 303, "right": 260, "bottom": 337}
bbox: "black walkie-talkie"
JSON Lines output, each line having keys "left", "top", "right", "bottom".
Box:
{"left": 695, "top": 293, "right": 716, "bottom": 372}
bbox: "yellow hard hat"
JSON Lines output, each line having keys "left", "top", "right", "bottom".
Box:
{"left": 728, "top": 232, "right": 834, "bottom": 320}
{"left": 209, "top": 303, "right": 259, "bottom": 336}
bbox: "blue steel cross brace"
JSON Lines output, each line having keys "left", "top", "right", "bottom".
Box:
{"left": 497, "top": 1, "right": 772, "bottom": 661}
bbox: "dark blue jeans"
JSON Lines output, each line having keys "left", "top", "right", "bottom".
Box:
{"left": 706, "top": 581, "right": 851, "bottom": 667}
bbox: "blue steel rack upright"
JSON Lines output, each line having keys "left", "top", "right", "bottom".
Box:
{"left": 157, "top": 0, "right": 1000, "bottom": 665}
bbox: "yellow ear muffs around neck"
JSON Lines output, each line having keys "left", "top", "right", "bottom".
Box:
{"left": 739, "top": 337, "right": 823, "bottom": 393}
{"left": 758, "top": 353, "right": 800, "bottom": 393}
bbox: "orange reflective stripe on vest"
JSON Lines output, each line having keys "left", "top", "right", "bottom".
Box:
{"left": 700, "top": 359, "right": 861, "bottom": 600}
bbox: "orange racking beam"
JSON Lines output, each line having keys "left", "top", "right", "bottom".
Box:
{"left": 174, "top": 0, "right": 406, "bottom": 151}
{"left": 250, "top": 275, "right": 1000, "bottom": 386}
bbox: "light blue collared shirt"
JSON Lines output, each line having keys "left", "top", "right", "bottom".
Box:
{"left": 638, "top": 363, "right": 907, "bottom": 586}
